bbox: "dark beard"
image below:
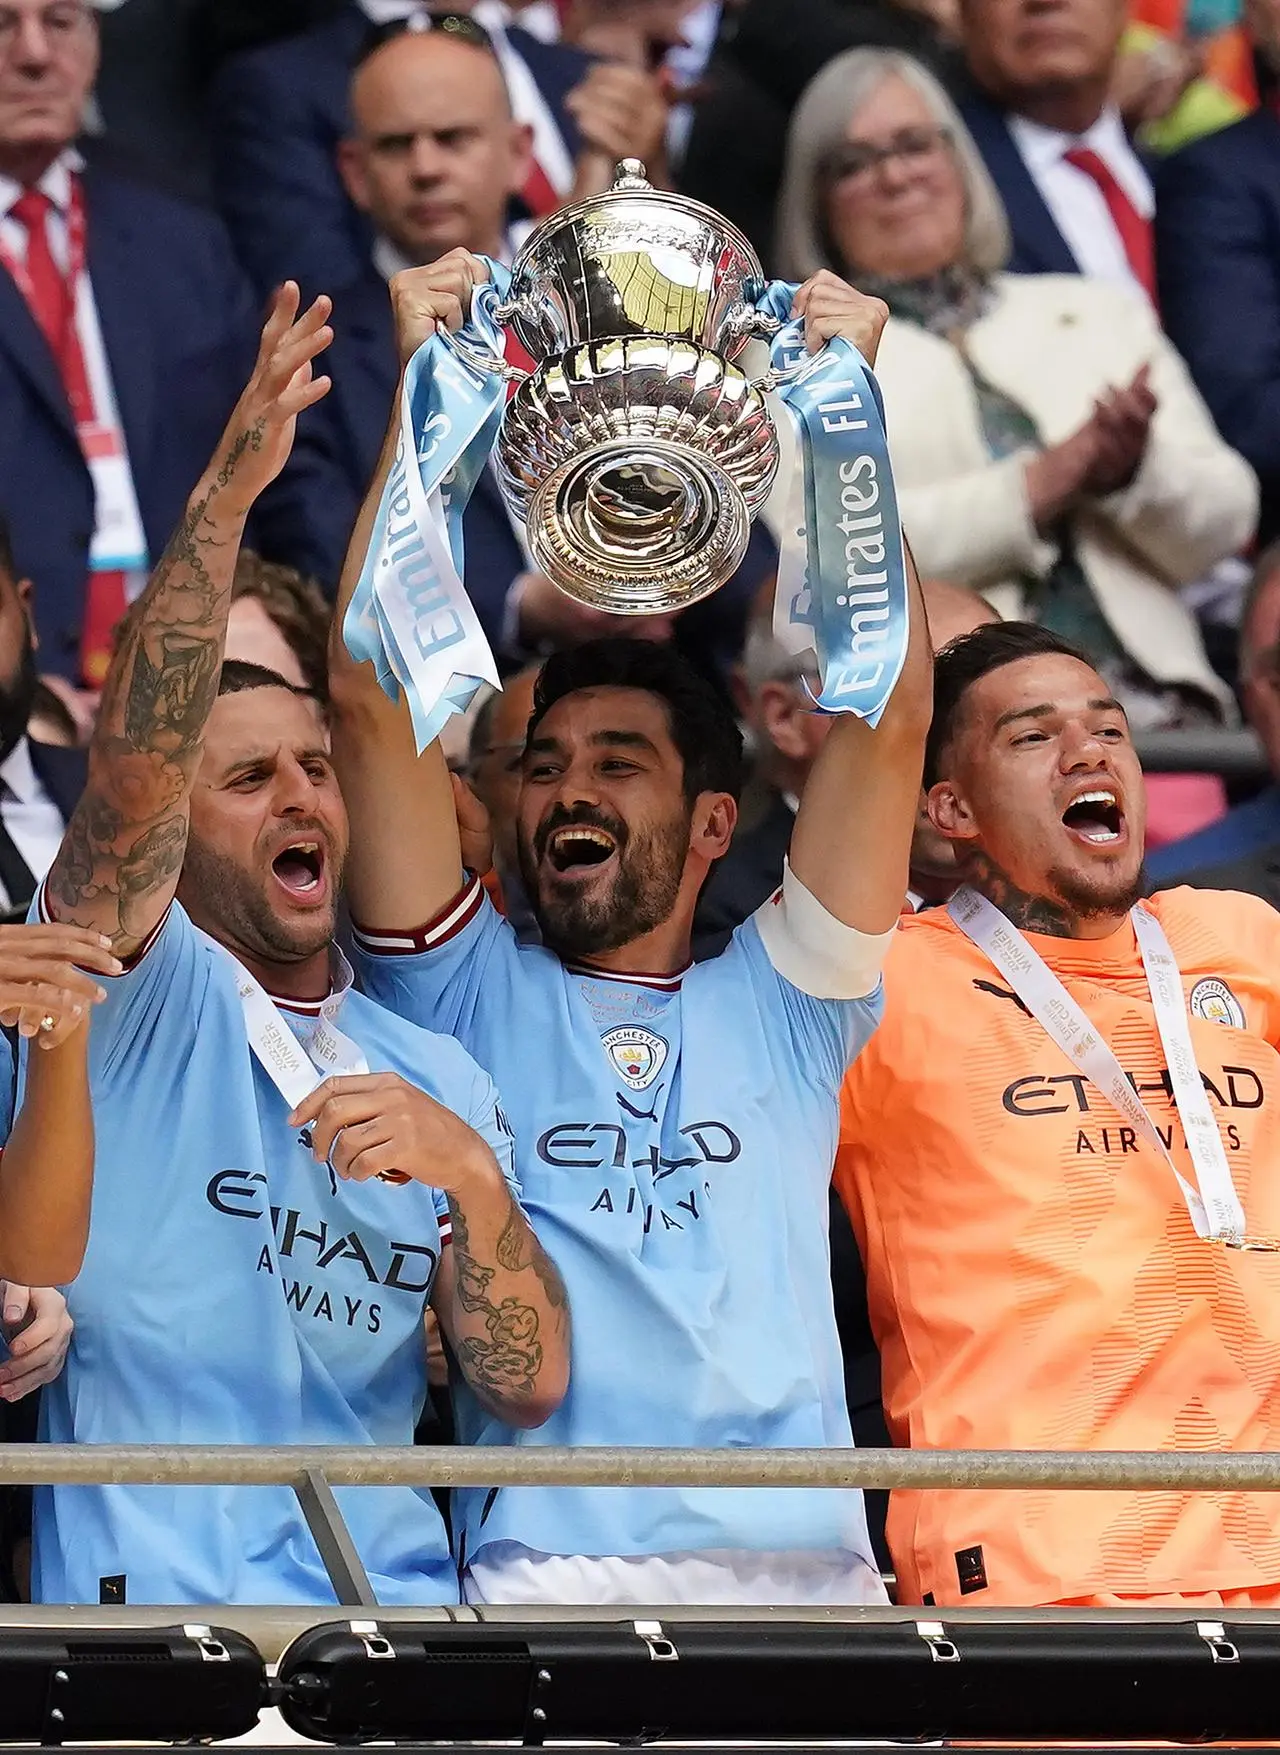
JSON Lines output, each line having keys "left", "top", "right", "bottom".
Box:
{"left": 178, "top": 833, "right": 337, "bottom": 965}
{"left": 964, "top": 851, "right": 1146, "bottom": 937}
{"left": 1046, "top": 859, "right": 1147, "bottom": 924}
{"left": 522, "top": 804, "right": 692, "bottom": 960}
{"left": 0, "top": 634, "right": 38, "bottom": 766}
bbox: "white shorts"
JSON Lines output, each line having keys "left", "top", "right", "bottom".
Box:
{"left": 462, "top": 1543, "right": 888, "bottom": 1606}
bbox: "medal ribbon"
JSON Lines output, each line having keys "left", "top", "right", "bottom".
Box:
{"left": 213, "top": 940, "right": 370, "bottom": 1108}
{"left": 947, "top": 885, "right": 1275, "bottom": 1250}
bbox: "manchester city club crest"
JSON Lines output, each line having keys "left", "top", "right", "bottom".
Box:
{"left": 601, "top": 1025, "right": 669, "bottom": 1091}
{"left": 1189, "top": 977, "right": 1246, "bottom": 1029}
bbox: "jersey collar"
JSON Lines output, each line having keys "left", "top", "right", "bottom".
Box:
{"left": 268, "top": 945, "right": 357, "bottom": 1017}
{"left": 565, "top": 960, "right": 689, "bottom": 993}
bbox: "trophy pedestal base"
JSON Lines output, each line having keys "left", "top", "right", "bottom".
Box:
{"left": 527, "top": 436, "right": 751, "bottom": 616}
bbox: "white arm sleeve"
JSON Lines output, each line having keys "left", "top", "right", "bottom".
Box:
{"left": 752, "top": 858, "right": 897, "bottom": 1001}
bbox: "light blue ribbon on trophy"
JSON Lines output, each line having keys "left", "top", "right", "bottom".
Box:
{"left": 755, "top": 281, "right": 909, "bottom": 728}
{"left": 342, "top": 261, "right": 515, "bottom": 751}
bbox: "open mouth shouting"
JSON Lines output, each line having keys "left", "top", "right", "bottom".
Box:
{"left": 1060, "top": 786, "right": 1127, "bottom": 849}
{"left": 271, "top": 836, "right": 330, "bottom": 906}
{"left": 538, "top": 813, "right": 624, "bottom": 884}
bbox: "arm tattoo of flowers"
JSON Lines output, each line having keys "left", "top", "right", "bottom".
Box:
{"left": 448, "top": 1196, "right": 564, "bottom": 1405}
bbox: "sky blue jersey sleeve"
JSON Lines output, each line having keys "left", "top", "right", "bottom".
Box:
{"left": 466, "top": 1060, "right": 520, "bottom": 1200}
{"left": 351, "top": 875, "right": 521, "bottom": 1040}
{"left": 727, "top": 909, "right": 884, "bottom": 1098}
{"left": 0, "top": 1029, "right": 15, "bottom": 1142}
{"left": 31, "top": 895, "right": 212, "bottom": 1087}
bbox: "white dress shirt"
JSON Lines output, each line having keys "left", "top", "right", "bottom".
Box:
{"left": 0, "top": 738, "right": 67, "bottom": 908}
{"left": 1008, "top": 107, "right": 1155, "bottom": 299}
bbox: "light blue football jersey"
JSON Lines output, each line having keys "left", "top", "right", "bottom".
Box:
{"left": 354, "top": 877, "right": 882, "bottom": 1568}
{"left": 0, "top": 1029, "right": 13, "bottom": 1142}
{"left": 28, "top": 900, "right": 516, "bottom": 1607}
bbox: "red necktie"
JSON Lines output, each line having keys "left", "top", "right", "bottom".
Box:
{"left": 1062, "top": 147, "right": 1157, "bottom": 305}
{"left": 520, "top": 159, "right": 561, "bottom": 220}
{"left": 10, "top": 187, "right": 128, "bottom": 687}
{"left": 503, "top": 327, "right": 538, "bottom": 380}
{"left": 9, "top": 189, "right": 73, "bottom": 367}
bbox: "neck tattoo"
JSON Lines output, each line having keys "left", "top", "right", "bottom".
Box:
{"left": 963, "top": 853, "right": 1078, "bottom": 938}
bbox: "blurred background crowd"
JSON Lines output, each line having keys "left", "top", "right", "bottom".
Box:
{"left": 0, "top": 0, "right": 1279, "bottom": 1592}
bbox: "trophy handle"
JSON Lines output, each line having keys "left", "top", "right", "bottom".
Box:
{"left": 722, "top": 302, "right": 815, "bottom": 390}
{"left": 439, "top": 327, "right": 530, "bottom": 384}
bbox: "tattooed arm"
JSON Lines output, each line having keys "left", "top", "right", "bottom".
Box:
{"left": 290, "top": 1070, "right": 570, "bottom": 1427}
{"left": 44, "top": 286, "right": 333, "bottom": 956}
{"left": 431, "top": 1178, "right": 570, "bottom": 1428}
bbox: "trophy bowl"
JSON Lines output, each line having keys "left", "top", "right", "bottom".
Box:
{"left": 490, "top": 161, "right": 783, "bottom": 615}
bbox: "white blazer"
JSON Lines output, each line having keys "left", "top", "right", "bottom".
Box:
{"left": 856, "top": 273, "right": 1258, "bottom": 710}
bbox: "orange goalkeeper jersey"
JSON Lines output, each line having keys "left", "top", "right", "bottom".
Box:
{"left": 835, "top": 886, "right": 1280, "bottom": 1607}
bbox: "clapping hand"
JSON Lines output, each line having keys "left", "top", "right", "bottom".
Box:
{"left": 1026, "top": 364, "right": 1158, "bottom": 529}
{"left": 1081, "top": 365, "right": 1157, "bottom": 496}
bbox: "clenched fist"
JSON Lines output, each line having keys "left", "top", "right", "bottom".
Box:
{"left": 792, "top": 269, "right": 890, "bottom": 364}
{"left": 390, "top": 251, "right": 491, "bottom": 365}
{"left": 289, "top": 1071, "right": 499, "bottom": 1195}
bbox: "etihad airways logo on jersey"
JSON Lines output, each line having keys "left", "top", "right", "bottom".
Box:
{"left": 999, "top": 1064, "right": 1263, "bottom": 1158}
{"left": 536, "top": 1117, "right": 743, "bottom": 1233}
{"left": 206, "top": 1169, "right": 439, "bottom": 1331}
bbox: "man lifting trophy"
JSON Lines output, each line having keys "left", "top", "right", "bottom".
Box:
{"left": 328, "top": 159, "right": 932, "bottom": 1606}
{"left": 343, "top": 159, "right": 911, "bottom": 750}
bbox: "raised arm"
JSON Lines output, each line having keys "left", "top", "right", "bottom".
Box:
{"left": 0, "top": 923, "right": 121, "bottom": 1286}
{"left": 44, "top": 287, "right": 333, "bottom": 957}
{"left": 786, "top": 273, "right": 933, "bottom": 936}
{"left": 327, "top": 252, "right": 489, "bottom": 934}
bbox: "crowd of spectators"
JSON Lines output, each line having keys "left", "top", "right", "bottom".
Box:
{"left": 0, "top": 0, "right": 1278, "bottom": 1614}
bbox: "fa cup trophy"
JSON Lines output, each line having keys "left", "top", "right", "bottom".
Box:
{"left": 450, "top": 159, "right": 785, "bottom": 616}
{"left": 347, "top": 160, "right": 909, "bottom": 751}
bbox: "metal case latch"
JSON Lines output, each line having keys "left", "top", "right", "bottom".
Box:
{"left": 183, "top": 1624, "right": 231, "bottom": 1663}
{"left": 634, "top": 1619, "right": 679, "bottom": 1661}
{"left": 1197, "top": 1620, "right": 1240, "bottom": 1663}
{"left": 916, "top": 1620, "right": 961, "bottom": 1662}
{"left": 348, "top": 1619, "right": 395, "bottom": 1660}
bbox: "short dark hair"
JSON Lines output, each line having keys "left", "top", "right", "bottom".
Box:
{"left": 217, "top": 659, "right": 320, "bottom": 705}
{"left": 231, "top": 550, "right": 332, "bottom": 700}
{"left": 924, "top": 622, "right": 1091, "bottom": 787}
{"left": 0, "top": 515, "right": 15, "bottom": 584}
{"left": 529, "top": 639, "right": 744, "bottom": 803}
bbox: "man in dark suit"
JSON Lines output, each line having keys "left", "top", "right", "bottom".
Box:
{"left": 1156, "top": 2, "right": 1280, "bottom": 550}
{"left": 957, "top": 0, "right": 1157, "bottom": 301}
{"left": 208, "top": 1, "right": 595, "bottom": 301}
{"left": 0, "top": 513, "right": 81, "bottom": 1604}
{"left": 261, "top": 21, "right": 773, "bottom": 674}
{"left": 0, "top": 0, "right": 264, "bottom": 686}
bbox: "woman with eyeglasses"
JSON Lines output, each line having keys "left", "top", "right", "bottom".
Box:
{"left": 775, "top": 48, "right": 1257, "bottom": 751}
